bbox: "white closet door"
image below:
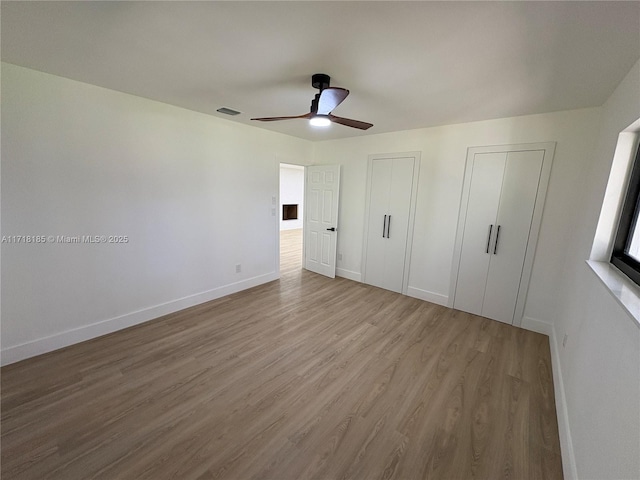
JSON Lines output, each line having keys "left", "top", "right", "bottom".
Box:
{"left": 385, "top": 157, "right": 415, "bottom": 292}
{"left": 451, "top": 142, "right": 555, "bottom": 326}
{"left": 364, "top": 159, "right": 393, "bottom": 290}
{"left": 482, "top": 150, "right": 544, "bottom": 323}
{"left": 364, "top": 156, "right": 417, "bottom": 294}
{"left": 453, "top": 153, "right": 506, "bottom": 315}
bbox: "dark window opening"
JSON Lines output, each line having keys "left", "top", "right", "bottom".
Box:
{"left": 611, "top": 141, "right": 640, "bottom": 286}
{"left": 283, "top": 204, "right": 298, "bottom": 221}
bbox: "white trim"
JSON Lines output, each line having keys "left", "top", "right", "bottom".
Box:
{"left": 519, "top": 316, "right": 577, "bottom": 480}
{"left": 520, "top": 315, "right": 554, "bottom": 336}
{"left": 549, "top": 324, "right": 579, "bottom": 480}
{"left": 590, "top": 124, "right": 640, "bottom": 262}
{"left": 276, "top": 159, "right": 282, "bottom": 275}
{"left": 336, "top": 268, "right": 362, "bottom": 282}
{"left": 448, "top": 142, "right": 556, "bottom": 328}
{"left": 586, "top": 260, "right": 640, "bottom": 329}
{"left": 302, "top": 165, "right": 307, "bottom": 270}
{"left": 277, "top": 157, "right": 309, "bottom": 275}
{"left": 406, "top": 286, "right": 448, "bottom": 306}
{"left": 0, "top": 272, "right": 279, "bottom": 366}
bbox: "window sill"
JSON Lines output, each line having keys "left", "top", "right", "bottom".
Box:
{"left": 586, "top": 260, "right": 640, "bottom": 329}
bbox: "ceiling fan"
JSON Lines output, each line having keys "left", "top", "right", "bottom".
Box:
{"left": 251, "top": 73, "right": 373, "bottom": 130}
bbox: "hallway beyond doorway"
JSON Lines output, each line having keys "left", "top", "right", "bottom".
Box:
{"left": 280, "top": 228, "right": 302, "bottom": 275}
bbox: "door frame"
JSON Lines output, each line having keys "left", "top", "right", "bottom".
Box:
{"left": 361, "top": 151, "right": 421, "bottom": 295}
{"left": 277, "top": 160, "right": 308, "bottom": 277}
{"left": 449, "top": 142, "right": 556, "bottom": 326}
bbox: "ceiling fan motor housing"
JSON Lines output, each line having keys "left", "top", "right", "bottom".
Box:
{"left": 311, "top": 73, "right": 330, "bottom": 91}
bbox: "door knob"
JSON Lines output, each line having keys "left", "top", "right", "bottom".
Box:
{"left": 326, "top": 227, "right": 336, "bottom": 231}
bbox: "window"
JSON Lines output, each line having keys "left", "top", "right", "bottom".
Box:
{"left": 611, "top": 142, "right": 640, "bottom": 285}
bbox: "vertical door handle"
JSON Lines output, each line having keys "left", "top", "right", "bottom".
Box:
{"left": 387, "top": 215, "right": 391, "bottom": 238}
{"left": 383, "top": 215, "right": 387, "bottom": 238}
{"left": 493, "top": 225, "right": 501, "bottom": 254}
{"left": 486, "top": 224, "right": 493, "bottom": 253}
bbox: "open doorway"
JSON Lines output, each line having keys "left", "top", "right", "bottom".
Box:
{"left": 279, "top": 163, "right": 304, "bottom": 275}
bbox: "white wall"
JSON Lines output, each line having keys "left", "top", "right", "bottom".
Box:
{"left": 279, "top": 164, "right": 304, "bottom": 231}
{"left": 1, "top": 63, "right": 313, "bottom": 364}
{"left": 313, "top": 107, "right": 602, "bottom": 320}
{"left": 4, "top": 58, "right": 639, "bottom": 479}
{"left": 313, "top": 61, "right": 640, "bottom": 478}
{"left": 551, "top": 60, "right": 640, "bottom": 480}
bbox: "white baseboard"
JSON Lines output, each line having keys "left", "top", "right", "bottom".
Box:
{"left": 1, "top": 272, "right": 279, "bottom": 366}
{"left": 521, "top": 315, "right": 554, "bottom": 336}
{"left": 521, "top": 316, "right": 577, "bottom": 480}
{"left": 336, "top": 268, "right": 361, "bottom": 282}
{"left": 548, "top": 324, "right": 578, "bottom": 480}
{"left": 406, "top": 286, "right": 448, "bottom": 306}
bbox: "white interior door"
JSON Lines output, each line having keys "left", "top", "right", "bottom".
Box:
{"left": 451, "top": 143, "right": 554, "bottom": 326}
{"left": 385, "top": 157, "right": 416, "bottom": 292}
{"left": 363, "top": 155, "right": 418, "bottom": 294}
{"left": 364, "top": 159, "right": 393, "bottom": 290}
{"left": 482, "top": 150, "right": 544, "bottom": 323}
{"left": 453, "top": 152, "right": 506, "bottom": 315}
{"left": 304, "top": 165, "right": 340, "bottom": 278}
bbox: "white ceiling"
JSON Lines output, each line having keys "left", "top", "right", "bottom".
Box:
{"left": 2, "top": 1, "right": 639, "bottom": 141}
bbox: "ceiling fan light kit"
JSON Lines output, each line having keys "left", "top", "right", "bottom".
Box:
{"left": 309, "top": 114, "right": 331, "bottom": 127}
{"left": 251, "top": 74, "right": 373, "bottom": 130}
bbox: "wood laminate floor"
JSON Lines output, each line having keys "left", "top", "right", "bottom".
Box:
{"left": 1, "top": 229, "right": 563, "bottom": 479}
{"left": 280, "top": 228, "right": 303, "bottom": 277}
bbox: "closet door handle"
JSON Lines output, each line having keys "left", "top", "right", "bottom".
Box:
{"left": 493, "top": 225, "right": 501, "bottom": 254}
{"left": 383, "top": 215, "right": 387, "bottom": 238}
{"left": 387, "top": 215, "right": 391, "bottom": 238}
{"left": 486, "top": 224, "right": 493, "bottom": 254}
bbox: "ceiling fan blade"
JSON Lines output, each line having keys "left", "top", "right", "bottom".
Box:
{"left": 251, "top": 113, "right": 311, "bottom": 122}
{"left": 329, "top": 114, "right": 373, "bottom": 130}
{"left": 317, "top": 88, "right": 349, "bottom": 115}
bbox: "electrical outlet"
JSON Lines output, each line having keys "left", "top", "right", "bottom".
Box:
{"left": 338, "top": 253, "right": 343, "bottom": 261}
{"left": 235, "top": 264, "right": 241, "bottom": 273}
{"left": 272, "top": 196, "right": 277, "bottom": 205}
{"left": 562, "top": 334, "right": 568, "bottom": 348}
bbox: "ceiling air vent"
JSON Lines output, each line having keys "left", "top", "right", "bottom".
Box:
{"left": 216, "top": 107, "right": 241, "bottom": 116}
